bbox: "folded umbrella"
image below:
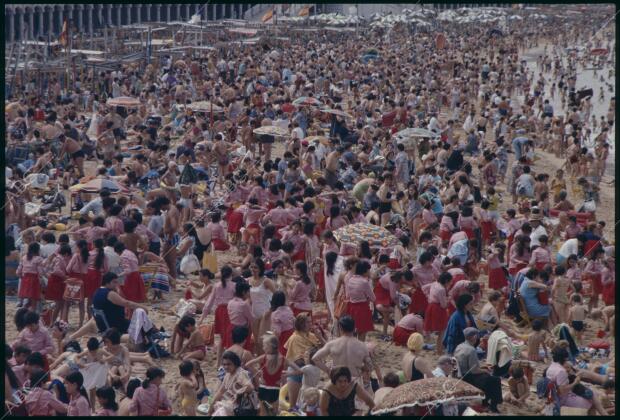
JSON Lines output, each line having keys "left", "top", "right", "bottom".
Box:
{"left": 333, "top": 223, "right": 399, "bottom": 249}
{"left": 292, "top": 96, "right": 323, "bottom": 108}
{"left": 253, "top": 126, "right": 290, "bottom": 137}
{"left": 106, "top": 96, "right": 141, "bottom": 108}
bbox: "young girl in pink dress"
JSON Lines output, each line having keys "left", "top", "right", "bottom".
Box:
{"left": 344, "top": 260, "right": 376, "bottom": 341}
{"left": 17, "top": 243, "right": 45, "bottom": 311}
{"left": 458, "top": 207, "right": 479, "bottom": 241}
{"left": 44, "top": 244, "right": 72, "bottom": 323}
{"left": 95, "top": 386, "right": 119, "bottom": 416}
{"left": 584, "top": 248, "right": 605, "bottom": 311}
{"left": 487, "top": 243, "right": 508, "bottom": 290}
{"left": 84, "top": 238, "right": 110, "bottom": 311}
{"left": 529, "top": 235, "right": 552, "bottom": 272}
{"left": 508, "top": 235, "right": 531, "bottom": 276}
{"left": 289, "top": 262, "right": 314, "bottom": 317}
{"left": 423, "top": 272, "right": 452, "bottom": 355}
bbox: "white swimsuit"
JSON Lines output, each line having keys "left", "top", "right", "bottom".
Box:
{"left": 250, "top": 280, "right": 272, "bottom": 319}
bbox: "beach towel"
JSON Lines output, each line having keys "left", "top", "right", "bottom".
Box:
{"left": 81, "top": 362, "right": 108, "bottom": 391}
{"left": 128, "top": 308, "right": 154, "bottom": 346}
{"left": 486, "top": 330, "right": 513, "bottom": 368}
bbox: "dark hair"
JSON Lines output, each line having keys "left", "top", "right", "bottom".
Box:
{"left": 220, "top": 265, "right": 233, "bottom": 288}
{"left": 77, "top": 239, "right": 89, "bottom": 263}
{"left": 26, "top": 242, "right": 40, "bottom": 260}
{"left": 102, "top": 328, "right": 121, "bottom": 345}
{"left": 177, "top": 315, "right": 196, "bottom": 334}
{"left": 102, "top": 271, "right": 118, "bottom": 286}
{"left": 142, "top": 367, "right": 165, "bottom": 388}
{"left": 438, "top": 272, "right": 452, "bottom": 286}
{"left": 456, "top": 293, "right": 474, "bottom": 312}
{"left": 14, "top": 308, "right": 29, "bottom": 331}
{"left": 231, "top": 326, "right": 249, "bottom": 344}
{"left": 96, "top": 386, "right": 119, "bottom": 411}
{"left": 330, "top": 366, "right": 352, "bottom": 384}
{"left": 87, "top": 337, "right": 100, "bottom": 351}
{"left": 234, "top": 281, "right": 250, "bottom": 298}
{"left": 359, "top": 241, "right": 372, "bottom": 259}
{"left": 270, "top": 290, "right": 287, "bottom": 311}
{"left": 66, "top": 371, "right": 91, "bottom": 407}
{"left": 93, "top": 238, "right": 105, "bottom": 270}
{"left": 222, "top": 350, "right": 242, "bottom": 368}
{"left": 64, "top": 340, "right": 82, "bottom": 353}
{"left": 419, "top": 251, "right": 433, "bottom": 265}
{"left": 354, "top": 260, "right": 371, "bottom": 275}
{"left": 532, "top": 319, "right": 543, "bottom": 331}
{"left": 383, "top": 372, "right": 400, "bottom": 388}
{"left": 179, "top": 360, "right": 194, "bottom": 377}
{"left": 26, "top": 352, "right": 46, "bottom": 368}
{"left": 325, "top": 252, "right": 338, "bottom": 276}
{"left": 295, "top": 261, "right": 311, "bottom": 284}
{"left": 551, "top": 346, "right": 569, "bottom": 364}
{"left": 23, "top": 311, "right": 40, "bottom": 326}
{"left": 339, "top": 315, "right": 355, "bottom": 333}
{"left": 125, "top": 378, "right": 141, "bottom": 398}
{"left": 5, "top": 361, "right": 19, "bottom": 390}
{"left": 29, "top": 368, "right": 49, "bottom": 388}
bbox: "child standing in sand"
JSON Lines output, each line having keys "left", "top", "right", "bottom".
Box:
{"left": 524, "top": 319, "right": 548, "bottom": 362}
{"left": 552, "top": 266, "right": 574, "bottom": 324}
{"left": 177, "top": 360, "right": 198, "bottom": 416}
{"left": 569, "top": 294, "right": 588, "bottom": 343}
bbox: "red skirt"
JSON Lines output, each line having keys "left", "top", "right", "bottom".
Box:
{"left": 535, "top": 262, "right": 550, "bottom": 272}
{"left": 480, "top": 221, "right": 495, "bottom": 242}
{"left": 292, "top": 248, "right": 306, "bottom": 262}
{"left": 45, "top": 274, "right": 65, "bottom": 301}
{"left": 214, "top": 304, "right": 230, "bottom": 335}
{"left": 374, "top": 283, "right": 392, "bottom": 307}
{"left": 345, "top": 302, "right": 374, "bottom": 333}
{"left": 409, "top": 287, "right": 428, "bottom": 315}
{"left": 84, "top": 269, "right": 103, "bottom": 299}
{"left": 213, "top": 238, "right": 230, "bottom": 251}
{"left": 589, "top": 273, "right": 603, "bottom": 295}
{"left": 278, "top": 328, "right": 294, "bottom": 356}
{"left": 227, "top": 210, "right": 244, "bottom": 233}
{"left": 222, "top": 323, "right": 253, "bottom": 350}
{"left": 18, "top": 273, "right": 41, "bottom": 300}
{"left": 440, "top": 229, "right": 452, "bottom": 242}
{"left": 506, "top": 235, "right": 514, "bottom": 265}
{"left": 245, "top": 223, "right": 261, "bottom": 243}
{"left": 509, "top": 262, "right": 528, "bottom": 277}
{"left": 424, "top": 302, "right": 448, "bottom": 332}
{"left": 393, "top": 325, "right": 413, "bottom": 346}
{"left": 462, "top": 227, "right": 475, "bottom": 240}
{"left": 602, "top": 282, "right": 615, "bottom": 305}
{"left": 488, "top": 267, "right": 508, "bottom": 290}
{"left": 120, "top": 271, "right": 147, "bottom": 303}
{"left": 387, "top": 258, "right": 402, "bottom": 270}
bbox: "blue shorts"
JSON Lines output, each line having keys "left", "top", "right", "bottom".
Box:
{"left": 556, "top": 254, "right": 567, "bottom": 266}
{"left": 287, "top": 367, "right": 303, "bottom": 383}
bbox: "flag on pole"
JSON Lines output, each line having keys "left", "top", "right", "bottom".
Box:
{"left": 59, "top": 19, "right": 68, "bottom": 47}
{"left": 299, "top": 6, "right": 311, "bottom": 17}
{"left": 261, "top": 9, "right": 274, "bottom": 23}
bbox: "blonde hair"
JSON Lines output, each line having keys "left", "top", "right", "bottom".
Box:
{"left": 262, "top": 335, "right": 279, "bottom": 354}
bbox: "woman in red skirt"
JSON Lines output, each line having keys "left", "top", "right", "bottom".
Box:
{"left": 114, "top": 242, "right": 146, "bottom": 304}
{"left": 226, "top": 206, "right": 244, "bottom": 246}
{"left": 393, "top": 313, "right": 424, "bottom": 346}
{"left": 270, "top": 291, "right": 296, "bottom": 355}
{"left": 208, "top": 212, "right": 232, "bottom": 251}
{"left": 508, "top": 235, "right": 531, "bottom": 277}
{"left": 584, "top": 248, "right": 605, "bottom": 311}
{"left": 44, "top": 244, "right": 72, "bottom": 323}
{"left": 374, "top": 271, "right": 403, "bottom": 338}
{"left": 529, "top": 235, "right": 552, "bottom": 272}
{"left": 409, "top": 252, "right": 438, "bottom": 315}
{"left": 17, "top": 243, "right": 45, "bottom": 311}
{"left": 487, "top": 244, "right": 508, "bottom": 290}
{"left": 65, "top": 240, "right": 90, "bottom": 326}
{"left": 290, "top": 261, "right": 314, "bottom": 317}
{"left": 226, "top": 281, "right": 254, "bottom": 351}
{"left": 84, "top": 239, "right": 109, "bottom": 314}
{"left": 479, "top": 201, "right": 495, "bottom": 248}
{"left": 439, "top": 212, "right": 458, "bottom": 247}
{"left": 199, "top": 266, "right": 235, "bottom": 364}
{"left": 344, "top": 260, "right": 376, "bottom": 341}
{"left": 458, "top": 207, "right": 479, "bottom": 241}
{"left": 423, "top": 272, "right": 452, "bottom": 355}
{"left": 601, "top": 258, "right": 615, "bottom": 306}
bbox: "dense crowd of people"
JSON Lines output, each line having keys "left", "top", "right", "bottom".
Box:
{"left": 4, "top": 6, "right": 616, "bottom": 417}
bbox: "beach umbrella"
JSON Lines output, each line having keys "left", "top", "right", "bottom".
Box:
{"left": 293, "top": 96, "right": 323, "bottom": 108}
{"left": 333, "top": 223, "right": 399, "bottom": 249}
{"left": 370, "top": 377, "right": 484, "bottom": 415}
{"left": 106, "top": 96, "right": 141, "bottom": 108}
{"left": 253, "top": 126, "right": 290, "bottom": 138}
{"left": 71, "top": 178, "right": 128, "bottom": 193}
{"left": 395, "top": 127, "right": 440, "bottom": 139}
{"left": 320, "top": 108, "right": 354, "bottom": 119}
{"left": 187, "top": 101, "right": 225, "bottom": 113}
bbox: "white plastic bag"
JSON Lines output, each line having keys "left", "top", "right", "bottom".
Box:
{"left": 180, "top": 254, "right": 200, "bottom": 275}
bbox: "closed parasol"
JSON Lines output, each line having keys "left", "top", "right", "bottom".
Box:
{"left": 70, "top": 178, "right": 128, "bottom": 193}
{"left": 320, "top": 108, "right": 354, "bottom": 119}
{"left": 370, "top": 377, "right": 484, "bottom": 415}
{"left": 293, "top": 96, "right": 323, "bottom": 108}
{"left": 187, "top": 101, "right": 225, "bottom": 113}
{"left": 253, "top": 126, "right": 290, "bottom": 138}
{"left": 333, "top": 223, "right": 399, "bottom": 249}
{"left": 106, "top": 96, "right": 141, "bottom": 108}
{"left": 394, "top": 127, "right": 439, "bottom": 149}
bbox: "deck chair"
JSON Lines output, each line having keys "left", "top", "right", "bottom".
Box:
{"left": 92, "top": 306, "right": 110, "bottom": 333}
{"left": 516, "top": 293, "right": 546, "bottom": 329}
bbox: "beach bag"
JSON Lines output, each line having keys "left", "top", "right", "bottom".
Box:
{"left": 588, "top": 339, "right": 610, "bottom": 350}
{"left": 202, "top": 249, "right": 218, "bottom": 273}
{"left": 155, "top": 386, "right": 172, "bottom": 416}
{"left": 234, "top": 392, "right": 259, "bottom": 416}
{"left": 63, "top": 278, "right": 84, "bottom": 301}
{"left": 180, "top": 254, "right": 201, "bottom": 275}
{"left": 199, "top": 323, "right": 215, "bottom": 346}
{"left": 179, "top": 164, "right": 198, "bottom": 185}
{"left": 334, "top": 291, "right": 347, "bottom": 319}
{"left": 536, "top": 376, "right": 560, "bottom": 416}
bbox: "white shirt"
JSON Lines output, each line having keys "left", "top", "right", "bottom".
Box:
{"left": 104, "top": 246, "right": 121, "bottom": 273}
{"left": 39, "top": 243, "right": 59, "bottom": 259}
{"left": 530, "top": 224, "right": 547, "bottom": 247}
{"left": 292, "top": 127, "right": 305, "bottom": 140}
{"left": 428, "top": 116, "right": 440, "bottom": 133}
{"left": 558, "top": 238, "right": 579, "bottom": 258}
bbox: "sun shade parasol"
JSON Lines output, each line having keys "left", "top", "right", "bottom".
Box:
{"left": 333, "top": 223, "right": 399, "bottom": 248}
{"left": 371, "top": 377, "right": 484, "bottom": 415}
{"left": 292, "top": 96, "right": 323, "bottom": 107}
{"left": 253, "top": 126, "right": 290, "bottom": 137}
{"left": 106, "top": 96, "right": 141, "bottom": 108}
{"left": 187, "top": 101, "right": 225, "bottom": 113}
{"left": 320, "top": 108, "right": 354, "bottom": 119}
{"left": 70, "top": 178, "right": 128, "bottom": 193}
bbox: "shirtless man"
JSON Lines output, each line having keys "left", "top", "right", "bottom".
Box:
{"left": 97, "top": 121, "right": 116, "bottom": 161}
{"left": 324, "top": 146, "right": 342, "bottom": 189}
{"left": 213, "top": 133, "right": 232, "bottom": 186}
{"left": 59, "top": 134, "right": 86, "bottom": 178}
{"left": 162, "top": 196, "right": 179, "bottom": 289}
{"left": 312, "top": 316, "right": 373, "bottom": 381}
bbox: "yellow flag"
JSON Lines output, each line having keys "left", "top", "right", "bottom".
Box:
{"left": 59, "top": 19, "right": 68, "bottom": 47}
{"left": 261, "top": 9, "right": 274, "bottom": 23}
{"left": 299, "top": 6, "right": 311, "bottom": 17}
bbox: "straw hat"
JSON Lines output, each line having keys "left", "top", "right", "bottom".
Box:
{"left": 530, "top": 212, "right": 544, "bottom": 222}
